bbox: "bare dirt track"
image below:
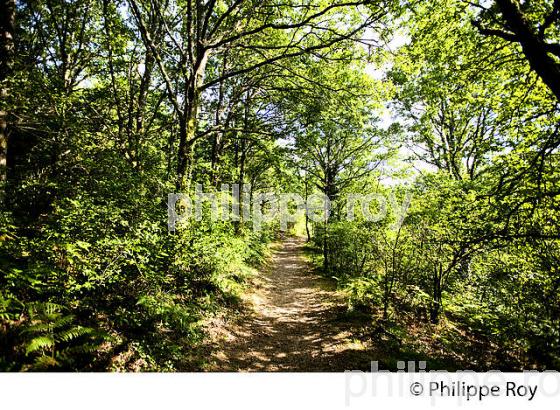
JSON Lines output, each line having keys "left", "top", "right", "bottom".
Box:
{"left": 205, "top": 236, "right": 377, "bottom": 371}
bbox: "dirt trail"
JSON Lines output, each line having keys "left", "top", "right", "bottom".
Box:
{"left": 206, "top": 236, "right": 376, "bottom": 371}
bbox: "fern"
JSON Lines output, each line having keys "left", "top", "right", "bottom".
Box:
{"left": 25, "top": 336, "right": 55, "bottom": 355}
{"left": 21, "top": 302, "right": 106, "bottom": 370}
{"left": 0, "top": 291, "right": 22, "bottom": 321}
{"left": 57, "top": 326, "right": 95, "bottom": 343}
{"left": 33, "top": 355, "right": 59, "bottom": 369}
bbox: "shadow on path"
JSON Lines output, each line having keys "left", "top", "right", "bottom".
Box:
{"left": 205, "top": 237, "right": 379, "bottom": 371}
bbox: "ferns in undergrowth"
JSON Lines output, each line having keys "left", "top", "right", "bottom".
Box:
{"left": 22, "top": 302, "right": 106, "bottom": 371}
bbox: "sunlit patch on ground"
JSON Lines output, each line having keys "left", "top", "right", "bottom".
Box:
{"left": 203, "top": 237, "right": 379, "bottom": 372}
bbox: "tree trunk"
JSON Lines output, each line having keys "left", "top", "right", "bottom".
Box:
{"left": 0, "top": 0, "right": 15, "bottom": 202}
{"left": 430, "top": 265, "right": 443, "bottom": 324}
{"left": 176, "top": 53, "right": 208, "bottom": 191}
{"left": 382, "top": 261, "right": 390, "bottom": 320}
{"left": 211, "top": 55, "right": 228, "bottom": 187}
{"left": 322, "top": 219, "right": 329, "bottom": 273}
{"left": 211, "top": 132, "right": 222, "bottom": 186}
{"left": 234, "top": 99, "right": 250, "bottom": 234}
{"left": 304, "top": 178, "right": 311, "bottom": 242}
{"left": 176, "top": 116, "right": 195, "bottom": 191}
{"left": 176, "top": 93, "right": 200, "bottom": 191}
{"left": 234, "top": 138, "right": 247, "bottom": 234}
{"left": 132, "top": 47, "right": 155, "bottom": 171}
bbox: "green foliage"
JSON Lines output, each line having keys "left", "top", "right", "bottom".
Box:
{"left": 345, "top": 277, "right": 384, "bottom": 311}
{"left": 21, "top": 302, "right": 105, "bottom": 371}
{"left": 2, "top": 0, "right": 560, "bottom": 372}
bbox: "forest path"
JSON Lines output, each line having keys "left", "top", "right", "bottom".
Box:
{"left": 205, "top": 236, "right": 376, "bottom": 371}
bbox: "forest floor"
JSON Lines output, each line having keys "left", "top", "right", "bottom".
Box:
{"left": 198, "top": 236, "right": 520, "bottom": 372}
{"left": 203, "top": 236, "right": 378, "bottom": 371}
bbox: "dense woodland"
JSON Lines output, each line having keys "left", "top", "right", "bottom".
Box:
{"left": 1, "top": 0, "right": 560, "bottom": 371}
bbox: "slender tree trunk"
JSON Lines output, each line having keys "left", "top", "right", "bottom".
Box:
{"left": 234, "top": 139, "right": 247, "bottom": 235}
{"left": 322, "top": 218, "right": 329, "bottom": 273}
{"left": 0, "top": 0, "right": 15, "bottom": 202}
{"left": 166, "top": 116, "right": 176, "bottom": 180}
{"left": 211, "top": 132, "right": 222, "bottom": 186}
{"left": 304, "top": 177, "right": 311, "bottom": 242}
{"left": 382, "top": 259, "right": 390, "bottom": 319}
{"left": 430, "top": 264, "right": 443, "bottom": 324}
{"left": 234, "top": 99, "right": 250, "bottom": 234}
{"left": 238, "top": 142, "right": 247, "bottom": 195}
{"left": 132, "top": 48, "right": 154, "bottom": 171}
{"left": 321, "top": 168, "right": 335, "bottom": 272}
{"left": 211, "top": 55, "right": 228, "bottom": 187}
